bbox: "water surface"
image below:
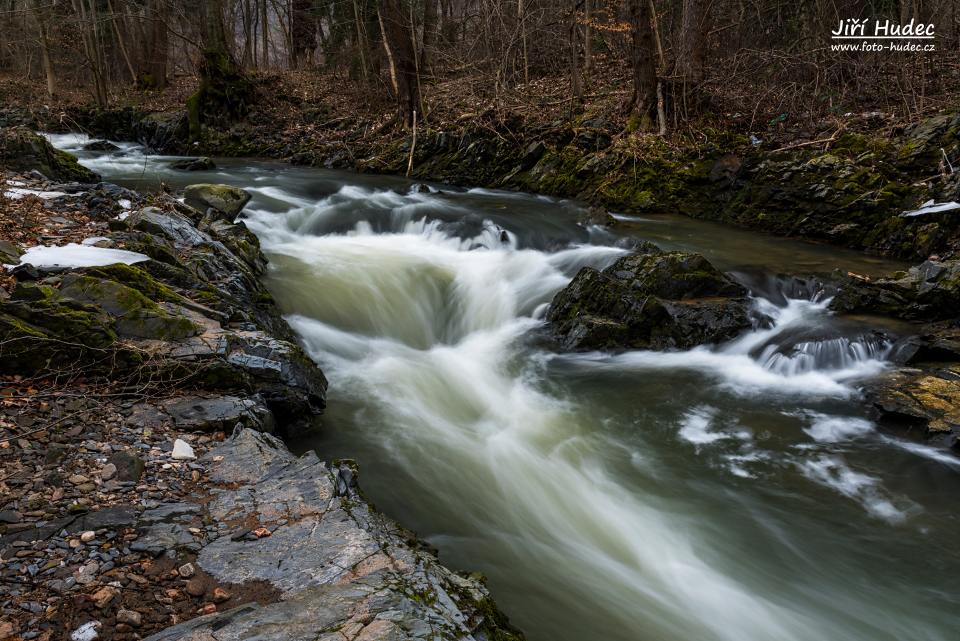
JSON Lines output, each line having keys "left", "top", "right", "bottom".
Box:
{"left": 53, "top": 133, "right": 960, "bottom": 641}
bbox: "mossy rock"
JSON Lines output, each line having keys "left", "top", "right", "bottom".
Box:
{"left": 184, "top": 184, "right": 251, "bottom": 219}
{"left": 0, "top": 126, "right": 100, "bottom": 182}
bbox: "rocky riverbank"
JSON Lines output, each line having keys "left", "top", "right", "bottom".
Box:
{"left": 9, "top": 101, "right": 959, "bottom": 263}
{"left": 0, "top": 130, "right": 523, "bottom": 641}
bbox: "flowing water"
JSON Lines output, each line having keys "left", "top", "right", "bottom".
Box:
{"left": 52, "top": 134, "right": 960, "bottom": 641}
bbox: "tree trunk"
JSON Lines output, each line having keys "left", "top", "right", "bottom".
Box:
{"left": 187, "top": 0, "right": 252, "bottom": 139}
{"left": 378, "top": 0, "right": 419, "bottom": 125}
{"left": 624, "top": 0, "right": 657, "bottom": 126}
{"left": 676, "top": 0, "right": 708, "bottom": 84}
{"left": 261, "top": 0, "right": 270, "bottom": 67}
{"left": 32, "top": 0, "right": 55, "bottom": 97}
{"left": 583, "top": 0, "right": 592, "bottom": 74}
{"left": 421, "top": 0, "right": 437, "bottom": 71}
{"left": 290, "top": 0, "right": 316, "bottom": 68}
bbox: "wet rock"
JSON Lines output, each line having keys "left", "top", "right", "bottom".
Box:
{"left": 83, "top": 140, "right": 121, "bottom": 153}
{"left": 577, "top": 205, "right": 617, "bottom": 228}
{"left": 831, "top": 260, "right": 960, "bottom": 322}
{"left": 183, "top": 184, "right": 251, "bottom": 220}
{"left": 0, "top": 127, "right": 100, "bottom": 182}
{"left": 864, "top": 366, "right": 960, "bottom": 449}
{"left": 547, "top": 247, "right": 753, "bottom": 351}
{"left": 170, "top": 157, "right": 216, "bottom": 171}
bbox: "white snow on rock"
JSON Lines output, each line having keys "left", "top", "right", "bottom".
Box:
{"left": 118, "top": 198, "right": 132, "bottom": 209}
{"left": 172, "top": 439, "right": 196, "bottom": 460}
{"left": 9, "top": 243, "right": 149, "bottom": 269}
{"left": 4, "top": 188, "right": 71, "bottom": 200}
{"left": 901, "top": 200, "right": 960, "bottom": 217}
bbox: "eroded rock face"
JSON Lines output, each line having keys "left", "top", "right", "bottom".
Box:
{"left": 0, "top": 127, "right": 99, "bottom": 182}
{"left": 142, "top": 429, "right": 524, "bottom": 641}
{"left": 547, "top": 247, "right": 753, "bottom": 351}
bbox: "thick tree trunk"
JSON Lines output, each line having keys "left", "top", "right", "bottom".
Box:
{"left": 378, "top": 0, "right": 419, "bottom": 125}
{"left": 290, "top": 0, "right": 316, "bottom": 68}
{"left": 676, "top": 0, "right": 708, "bottom": 85}
{"left": 624, "top": 0, "right": 657, "bottom": 126}
{"left": 187, "top": 0, "right": 252, "bottom": 139}
{"left": 421, "top": 0, "right": 437, "bottom": 71}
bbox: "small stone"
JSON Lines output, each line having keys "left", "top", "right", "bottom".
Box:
{"left": 91, "top": 585, "right": 118, "bottom": 609}
{"left": 0, "top": 621, "right": 15, "bottom": 638}
{"left": 0, "top": 510, "right": 21, "bottom": 524}
{"left": 199, "top": 603, "right": 216, "bottom": 615}
{"left": 80, "top": 531, "right": 96, "bottom": 543}
{"left": 177, "top": 562, "right": 195, "bottom": 578}
{"left": 185, "top": 578, "right": 205, "bottom": 597}
{"left": 99, "top": 463, "right": 117, "bottom": 481}
{"left": 70, "top": 620, "right": 101, "bottom": 641}
{"left": 68, "top": 474, "right": 90, "bottom": 485}
{"left": 115, "top": 609, "right": 142, "bottom": 627}
{"left": 171, "top": 439, "right": 195, "bottom": 460}
{"left": 74, "top": 560, "right": 98, "bottom": 585}
{"left": 211, "top": 587, "right": 230, "bottom": 603}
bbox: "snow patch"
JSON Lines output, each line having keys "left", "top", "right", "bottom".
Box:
{"left": 10, "top": 243, "right": 149, "bottom": 269}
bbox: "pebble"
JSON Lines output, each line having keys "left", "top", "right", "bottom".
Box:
{"left": 91, "top": 585, "right": 118, "bottom": 609}
{"left": 79, "top": 531, "right": 96, "bottom": 543}
{"left": 70, "top": 621, "right": 101, "bottom": 641}
{"left": 185, "top": 578, "right": 206, "bottom": 597}
{"left": 99, "top": 463, "right": 117, "bottom": 481}
{"left": 212, "top": 587, "right": 231, "bottom": 603}
{"left": 68, "top": 474, "right": 90, "bottom": 485}
{"left": 178, "top": 562, "right": 196, "bottom": 578}
{"left": 115, "top": 608, "right": 142, "bottom": 627}
{"left": 171, "top": 439, "right": 195, "bottom": 460}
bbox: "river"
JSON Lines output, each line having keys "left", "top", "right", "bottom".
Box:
{"left": 51, "top": 134, "right": 960, "bottom": 641}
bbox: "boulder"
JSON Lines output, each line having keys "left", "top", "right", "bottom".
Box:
{"left": 0, "top": 240, "right": 21, "bottom": 265}
{"left": 864, "top": 366, "right": 960, "bottom": 449}
{"left": 0, "top": 127, "right": 100, "bottom": 182}
{"left": 547, "top": 247, "right": 753, "bottom": 351}
{"left": 170, "top": 157, "right": 215, "bottom": 171}
{"left": 830, "top": 259, "right": 960, "bottom": 321}
{"left": 83, "top": 140, "right": 121, "bottom": 153}
{"left": 183, "top": 184, "right": 250, "bottom": 220}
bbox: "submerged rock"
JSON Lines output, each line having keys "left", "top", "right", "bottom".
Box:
{"left": 183, "top": 183, "right": 250, "bottom": 219}
{"left": 547, "top": 247, "right": 753, "bottom": 351}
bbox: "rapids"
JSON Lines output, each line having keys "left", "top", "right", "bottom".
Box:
{"left": 51, "top": 133, "right": 960, "bottom": 641}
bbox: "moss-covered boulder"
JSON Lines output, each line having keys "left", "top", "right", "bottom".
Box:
{"left": 184, "top": 183, "right": 251, "bottom": 219}
{"left": 546, "top": 247, "right": 753, "bottom": 351}
{"left": 59, "top": 274, "right": 198, "bottom": 340}
{"left": 0, "top": 127, "right": 100, "bottom": 182}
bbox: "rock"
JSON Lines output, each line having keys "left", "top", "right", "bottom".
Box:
{"left": 172, "top": 439, "right": 196, "bottom": 460}
{"left": 109, "top": 450, "right": 145, "bottom": 482}
{"left": 69, "top": 474, "right": 90, "bottom": 485}
{"left": 183, "top": 184, "right": 251, "bottom": 220}
{"left": 99, "top": 462, "right": 117, "bottom": 481}
{"left": 831, "top": 260, "right": 960, "bottom": 322}
{"left": 0, "top": 621, "right": 15, "bottom": 638}
{"left": 74, "top": 560, "right": 98, "bottom": 585}
{"left": 116, "top": 609, "right": 142, "bottom": 627}
{"left": 10, "top": 263, "right": 39, "bottom": 281}
{"left": 0, "top": 127, "right": 100, "bottom": 182}
{"left": 577, "top": 205, "right": 617, "bottom": 228}
{"left": 211, "top": 587, "right": 230, "bottom": 603}
{"left": 0, "top": 510, "right": 20, "bottom": 524}
{"left": 0, "top": 240, "right": 21, "bottom": 265}
{"left": 547, "top": 247, "right": 753, "bottom": 351}
{"left": 83, "top": 140, "right": 121, "bottom": 152}
{"left": 80, "top": 531, "right": 96, "bottom": 543}
{"left": 185, "top": 578, "right": 205, "bottom": 597}
{"left": 70, "top": 621, "right": 101, "bottom": 641}
{"left": 91, "top": 585, "right": 118, "bottom": 608}
{"left": 161, "top": 395, "right": 274, "bottom": 433}
{"left": 170, "top": 157, "right": 216, "bottom": 171}
{"left": 178, "top": 562, "right": 196, "bottom": 578}
{"left": 864, "top": 365, "right": 960, "bottom": 449}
